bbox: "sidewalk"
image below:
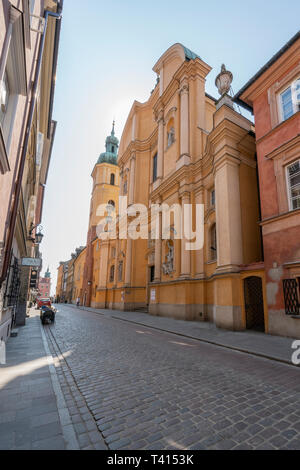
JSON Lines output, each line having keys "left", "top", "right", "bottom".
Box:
{"left": 0, "top": 312, "right": 74, "bottom": 450}
{"left": 72, "top": 305, "right": 298, "bottom": 366}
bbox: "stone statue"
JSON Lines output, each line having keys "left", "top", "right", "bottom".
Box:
{"left": 162, "top": 241, "right": 174, "bottom": 275}
{"left": 167, "top": 127, "right": 175, "bottom": 147}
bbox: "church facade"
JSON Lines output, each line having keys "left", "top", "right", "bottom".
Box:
{"left": 77, "top": 43, "right": 267, "bottom": 333}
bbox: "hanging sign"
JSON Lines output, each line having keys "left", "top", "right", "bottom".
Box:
{"left": 21, "top": 258, "right": 42, "bottom": 268}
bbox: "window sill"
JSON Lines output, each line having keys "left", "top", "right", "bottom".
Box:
{"left": 206, "top": 260, "right": 217, "bottom": 265}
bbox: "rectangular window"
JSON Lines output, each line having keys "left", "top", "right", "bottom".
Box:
{"left": 109, "top": 265, "right": 115, "bottom": 282}
{"left": 150, "top": 265, "right": 155, "bottom": 283}
{"left": 279, "top": 77, "right": 300, "bottom": 122}
{"left": 287, "top": 160, "right": 300, "bottom": 211}
{"left": 211, "top": 189, "right": 215, "bottom": 207}
{"left": 118, "top": 262, "right": 123, "bottom": 282}
{"left": 29, "top": 0, "right": 35, "bottom": 15}
{"left": 153, "top": 153, "right": 158, "bottom": 182}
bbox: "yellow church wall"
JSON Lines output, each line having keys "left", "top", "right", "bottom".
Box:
{"left": 239, "top": 162, "right": 262, "bottom": 264}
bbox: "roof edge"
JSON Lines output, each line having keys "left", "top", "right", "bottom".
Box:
{"left": 234, "top": 30, "right": 300, "bottom": 106}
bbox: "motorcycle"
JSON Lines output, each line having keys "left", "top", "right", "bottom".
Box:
{"left": 40, "top": 305, "right": 56, "bottom": 325}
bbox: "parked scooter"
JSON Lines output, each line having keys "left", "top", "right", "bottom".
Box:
{"left": 40, "top": 305, "right": 56, "bottom": 325}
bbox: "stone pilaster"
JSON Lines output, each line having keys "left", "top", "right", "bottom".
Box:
{"left": 215, "top": 157, "right": 243, "bottom": 273}
{"left": 179, "top": 80, "right": 189, "bottom": 159}
{"left": 180, "top": 192, "right": 191, "bottom": 278}
{"left": 194, "top": 189, "right": 205, "bottom": 278}
{"left": 157, "top": 110, "right": 164, "bottom": 181}
{"left": 154, "top": 209, "right": 162, "bottom": 282}
{"left": 124, "top": 238, "right": 132, "bottom": 286}
{"left": 128, "top": 154, "right": 136, "bottom": 205}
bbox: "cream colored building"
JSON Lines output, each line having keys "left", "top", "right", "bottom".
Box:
{"left": 0, "top": 0, "right": 62, "bottom": 339}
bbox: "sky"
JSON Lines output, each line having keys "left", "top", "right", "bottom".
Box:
{"left": 40, "top": 0, "right": 300, "bottom": 295}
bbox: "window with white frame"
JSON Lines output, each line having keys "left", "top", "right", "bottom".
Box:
{"left": 279, "top": 78, "right": 300, "bottom": 122}
{"left": 0, "top": 72, "right": 10, "bottom": 127}
{"left": 287, "top": 160, "right": 300, "bottom": 211}
{"left": 29, "top": 0, "right": 35, "bottom": 15}
{"left": 0, "top": 8, "right": 27, "bottom": 174}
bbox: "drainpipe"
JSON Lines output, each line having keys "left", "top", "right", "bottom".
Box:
{"left": 0, "top": 3, "right": 63, "bottom": 288}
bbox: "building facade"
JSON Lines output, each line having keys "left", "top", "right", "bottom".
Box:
{"left": 81, "top": 124, "right": 120, "bottom": 308}
{"left": 0, "top": 0, "right": 62, "bottom": 342}
{"left": 38, "top": 267, "right": 51, "bottom": 298}
{"left": 72, "top": 44, "right": 264, "bottom": 333}
{"left": 235, "top": 31, "right": 300, "bottom": 338}
{"left": 110, "top": 43, "right": 263, "bottom": 330}
{"left": 72, "top": 246, "right": 86, "bottom": 304}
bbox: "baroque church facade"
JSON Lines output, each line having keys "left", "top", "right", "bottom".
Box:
{"left": 77, "top": 43, "right": 266, "bottom": 333}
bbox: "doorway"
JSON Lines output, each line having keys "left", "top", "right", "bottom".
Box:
{"left": 244, "top": 276, "right": 265, "bottom": 332}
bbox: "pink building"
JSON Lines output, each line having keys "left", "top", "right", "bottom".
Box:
{"left": 38, "top": 268, "right": 51, "bottom": 299}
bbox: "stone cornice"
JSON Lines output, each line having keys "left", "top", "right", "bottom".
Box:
{"left": 264, "top": 133, "right": 300, "bottom": 160}
{"left": 256, "top": 112, "right": 300, "bottom": 145}
{"left": 260, "top": 207, "right": 300, "bottom": 227}
{"left": 118, "top": 128, "right": 158, "bottom": 166}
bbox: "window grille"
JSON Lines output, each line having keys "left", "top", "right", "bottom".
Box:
{"left": 283, "top": 279, "right": 300, "bottom": 316}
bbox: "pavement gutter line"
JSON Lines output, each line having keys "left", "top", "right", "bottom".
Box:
{"left": 109, "top": 316, "right": 296, "bottom": 369}
{"left": 46, "top": 324, "right": 109, "bottom": 450}
{"left": 39, "top": 320, "right": 80, "bottom": 450}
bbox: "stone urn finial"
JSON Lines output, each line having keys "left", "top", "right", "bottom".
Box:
{"left": 215, "top": 64, "right": 233, "bottom": 96}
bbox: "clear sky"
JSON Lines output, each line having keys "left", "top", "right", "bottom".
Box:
{"left": 40, "top": 0, "right": 300, "bottom": 295}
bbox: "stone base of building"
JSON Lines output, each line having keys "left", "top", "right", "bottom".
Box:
{"left": 149, "top": 303, "right": 206, "bottom": 321}
{"left": 267, "top": 309, "right": 300, "bottom": 339}
{"left": 91, "top": 300, "right": 147, "bottom": 312}
{"left": 214, "top": 305, "right": 244, "bottom": 331}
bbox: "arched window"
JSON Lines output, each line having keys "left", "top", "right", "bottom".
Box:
{"left": 112, "top": 145, "right": 115, "bottom": 153}
{"left": 210, "top": 224, "right": 217, "bottom": 261}
{"left": 110, "top": 173, "right": 115, "bottom": 186}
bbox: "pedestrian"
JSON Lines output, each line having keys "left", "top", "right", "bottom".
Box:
{"left": 76, "top": 297, "right": 80, "bottom": 307}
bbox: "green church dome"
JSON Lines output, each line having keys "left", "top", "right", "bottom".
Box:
{"left": 97, "top": 122, "right": 119, "bottom": 166}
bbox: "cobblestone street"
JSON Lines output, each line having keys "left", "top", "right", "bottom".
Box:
{"left": 42, "top": 305, "right": 300, "bottom": 450}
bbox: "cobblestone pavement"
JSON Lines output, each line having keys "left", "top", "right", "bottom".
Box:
{"left": 45, "top": 305, "right": 300, "bottom": 450}
{"left": 0, "top": 314, "right": 67, "bottom": 450}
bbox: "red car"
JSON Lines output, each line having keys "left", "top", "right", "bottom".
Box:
{"left": 37, "top": 298, "right": 51, "bottom": 309}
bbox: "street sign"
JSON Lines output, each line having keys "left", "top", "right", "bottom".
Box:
{"left": 21, "top": 258, "right": 42, "bottom": 268}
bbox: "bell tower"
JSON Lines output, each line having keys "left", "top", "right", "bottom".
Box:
{"left": 89, "top": 122, "right": 120, "bottom": 229}
{"left": 82, "top": 123, "right": 120, "bottom": 307}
